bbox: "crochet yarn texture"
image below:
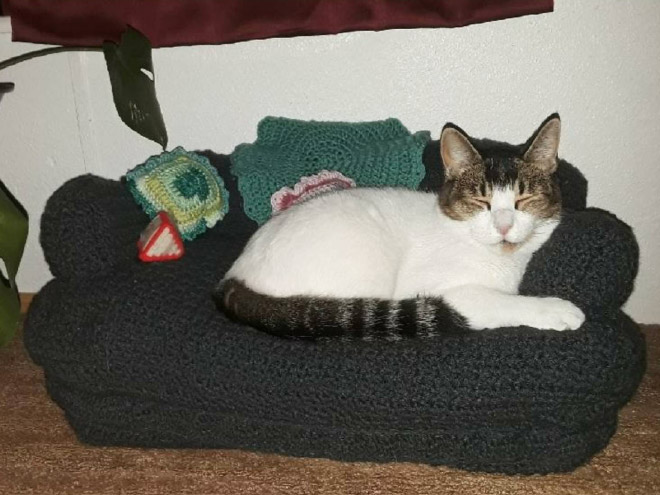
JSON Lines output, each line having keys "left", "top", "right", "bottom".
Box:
{"left": 126, "top": 147, "right": 229, "bottom": 240}
{"left": 231, "top": 117, "right": 431, "bottom": 224}
{"left": 25, "top": 151, "right": 645, "bottom": 475}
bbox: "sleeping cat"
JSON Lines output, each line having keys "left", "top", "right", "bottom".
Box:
{"left": 215, "top": 114, "right": 585, "bottom": 340}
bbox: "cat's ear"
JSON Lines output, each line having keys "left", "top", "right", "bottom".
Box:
{"left": 440, "top": 124, "right": 481, "bottom": 179}
{"left": 524, "top": 114, "right": 561, "bottom": 173}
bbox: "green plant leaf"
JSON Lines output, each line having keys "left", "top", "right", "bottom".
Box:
{"left": 0, "top": 82, "right": 14, "bottom": 94}
{"left": 103, "top": 27, "right": 168, "bottom": 149}
{"left": 0, "top": 182, "right": 28, "bottom": 347}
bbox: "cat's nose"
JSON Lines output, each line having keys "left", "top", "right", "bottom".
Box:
{"left": 493, "top": 209, "right": 514, "bottom": 236}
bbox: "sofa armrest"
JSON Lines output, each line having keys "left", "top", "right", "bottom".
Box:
{"left": 40, "top": 175, "right": 147, "bottom": 279}
{"left": 520, "top": 208, "right": 639, "bottom": 318}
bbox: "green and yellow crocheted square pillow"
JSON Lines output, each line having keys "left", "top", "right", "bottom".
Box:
{"left": 126, "top": 147, "right": 229, "bottom": 240}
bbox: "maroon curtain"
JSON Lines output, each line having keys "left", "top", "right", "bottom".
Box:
{"left": 5, "top": 0, "right": 552, "bottom": 48}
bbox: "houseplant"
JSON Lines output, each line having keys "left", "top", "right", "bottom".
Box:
{"left": 0, "top": 27, "right": 166, "bottom": 346}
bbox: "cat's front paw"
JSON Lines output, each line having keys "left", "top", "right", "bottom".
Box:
{"left": 524, "top": 297, "right": 585, "bottom": 331}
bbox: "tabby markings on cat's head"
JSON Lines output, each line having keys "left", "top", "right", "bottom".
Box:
{"left": 438, "top": 115, "right": 562, "bottom": 250}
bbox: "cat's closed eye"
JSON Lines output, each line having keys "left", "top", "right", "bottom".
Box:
{"left": 515, "top": 195, "right": 535, "bottom": 209}
{"left": 471, "top": 198, "right": 491, "bottom": 210}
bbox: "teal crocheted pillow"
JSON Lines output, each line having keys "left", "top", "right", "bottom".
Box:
{"left": 230, "top": 117, "right": 431, "bottom": 224}
{"left": 126, "top": 147, "right": 229, "bottom": 240}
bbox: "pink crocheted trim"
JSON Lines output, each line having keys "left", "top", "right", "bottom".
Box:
{"left": 271, "top": 170, "right": 356, "bottom": 214}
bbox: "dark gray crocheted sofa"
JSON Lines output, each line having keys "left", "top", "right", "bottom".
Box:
{"left": 24, "top": 146, "right": 645, "bottom": 475}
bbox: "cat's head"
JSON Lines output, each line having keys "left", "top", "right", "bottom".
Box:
{"left": 438, "top": 114, "right": 562, "bottom": 249}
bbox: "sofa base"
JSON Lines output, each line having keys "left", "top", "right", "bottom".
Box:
{"left": 47, "top": 376, "right": 617, "bottom": 475}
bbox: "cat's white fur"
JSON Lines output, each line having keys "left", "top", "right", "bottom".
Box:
{"left": 225, "top": 185, "right": 584, "bottom": 331}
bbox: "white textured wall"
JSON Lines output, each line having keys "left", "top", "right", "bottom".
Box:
{"left": 1, "top": 0, "right": 659, "bottom": 322}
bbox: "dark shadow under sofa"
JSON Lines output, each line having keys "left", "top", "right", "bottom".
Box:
{"left": 24, "top": 145, "right": 645, "bottom": 475}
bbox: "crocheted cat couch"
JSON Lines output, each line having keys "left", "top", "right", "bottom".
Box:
{"left": 25, "top": 147, "right": 645, "bottom": 475}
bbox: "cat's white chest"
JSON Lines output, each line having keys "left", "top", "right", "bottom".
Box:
{"left": 393, "top": 235, "right": 527, "bottom": 298}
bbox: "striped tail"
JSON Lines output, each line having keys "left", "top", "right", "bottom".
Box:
{"left": 215, "top": 279, "right": 469, "bottom": 341}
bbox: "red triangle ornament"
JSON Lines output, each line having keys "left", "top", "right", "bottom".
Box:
{"left": 137, "top": 211, "right": 185, "bottom": 262}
